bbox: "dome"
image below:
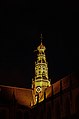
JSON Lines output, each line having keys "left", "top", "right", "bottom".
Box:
{"left": 37, "top": 42, "right": 46, "bottom": 53}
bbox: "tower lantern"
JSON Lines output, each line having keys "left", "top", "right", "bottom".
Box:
{"left": 32, "top": 34, "right": 51, "bottom": 104}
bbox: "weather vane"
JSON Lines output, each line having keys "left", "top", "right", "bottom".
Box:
{"left": 40, "top": 34, "right": 43, "bottom": 43}
{"left": 34, "top": 34, "right": 43, "bottom": 52}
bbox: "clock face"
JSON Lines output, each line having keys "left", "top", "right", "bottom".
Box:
{"left": 36, "top": 86, "right": 41, "bottom": 93}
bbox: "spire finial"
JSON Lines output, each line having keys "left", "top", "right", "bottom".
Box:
{"left": 40, "top": 34, "right": 43, "bottom": 44}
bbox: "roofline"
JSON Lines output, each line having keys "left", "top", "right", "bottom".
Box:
{"left": 0, "top": 84, "right": 32, "bottom": 91}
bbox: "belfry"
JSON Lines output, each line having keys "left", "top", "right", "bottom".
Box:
{"left": 32, "top": 34, "right": 51, "bottom": 104}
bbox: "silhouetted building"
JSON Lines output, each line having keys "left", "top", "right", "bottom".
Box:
{"left": 0, "top": 72, "right": 79, "bottom": 119}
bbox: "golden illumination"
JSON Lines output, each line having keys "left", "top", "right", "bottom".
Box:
{"left": 32, "top": 34, "right": 51, "bottom": 105}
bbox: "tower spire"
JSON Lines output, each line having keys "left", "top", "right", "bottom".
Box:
{"left": 32, "top": 34, "right": 51, "bottom": 104}
{"left": 40, "top": 34, "right": 43, "bottom": 44}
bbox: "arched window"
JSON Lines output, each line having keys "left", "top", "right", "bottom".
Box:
{"left": 75, "top": 94, "right": 79, "bottom": 117}
{"left": 42, "top": 59, "right": 45, "bottom": 63}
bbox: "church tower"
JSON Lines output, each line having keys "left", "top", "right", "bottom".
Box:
{"left": 32, "top": 34, "right": 51, "bottom": 104}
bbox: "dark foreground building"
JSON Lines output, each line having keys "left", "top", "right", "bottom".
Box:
{"left": 0, "top": 71, "right": 79, "bottom": 119}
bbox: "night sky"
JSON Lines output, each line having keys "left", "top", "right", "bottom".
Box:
{"left": 0, "top": 1, "right": 79, "bottom": 88}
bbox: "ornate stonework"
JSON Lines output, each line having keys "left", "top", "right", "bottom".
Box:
{"left": 32, "top": 34, "right": 51, "bottom": 104}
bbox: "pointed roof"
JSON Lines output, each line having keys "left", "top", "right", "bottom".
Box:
{"left": 37, "top": 34, "right": 46, "bottom": 52}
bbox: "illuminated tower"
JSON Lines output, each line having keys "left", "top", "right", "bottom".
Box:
{"left": 32, "top": 34, "right": 51, "bottom": 104}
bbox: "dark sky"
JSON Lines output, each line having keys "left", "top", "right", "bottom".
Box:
{"left": 0, "top": 0, "right": 79, "bottom": 88}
